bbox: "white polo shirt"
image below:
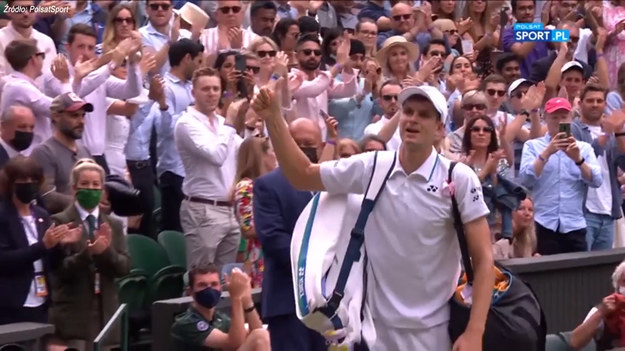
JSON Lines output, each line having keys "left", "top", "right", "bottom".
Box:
{"left": 319, "top": 148, "right": 489, "bottom": 329}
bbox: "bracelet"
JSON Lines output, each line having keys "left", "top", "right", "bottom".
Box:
{"left": 244, "top": 305, "right": 256, "bottom": 313}
{"left": 597, "top": 53, "right": 604, "bottom": 59}
{"left": 326, "top": 140, "right": 336, "bottom": 146}
{"left": 334, "top": 63, "right": 342, "bottom": 71}
{"left": 615, "top": 132, "right": 625, "bottom": 137}
{"left": 575, "top": 157, "right": 585, "bottom": 166}
{"left": 531, "top": 108, "right": 540, "bottom": 113}
{"left": 224, "top": 123, "right": 236, "bottom": 130}
{"left": 538, "top": 154, "right": 546, "bottom": 163}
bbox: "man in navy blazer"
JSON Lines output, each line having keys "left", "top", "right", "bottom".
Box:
{"left": 253, "top": 118, "right": 327, "bottom": 351}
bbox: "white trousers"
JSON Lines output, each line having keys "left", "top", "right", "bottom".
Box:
{"left": 370, "top": 321, "right": 451, "bottom": 351}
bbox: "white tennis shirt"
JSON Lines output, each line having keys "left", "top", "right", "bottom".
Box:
{"left": 320, "top": 148, "right": 490, "bottom": 329}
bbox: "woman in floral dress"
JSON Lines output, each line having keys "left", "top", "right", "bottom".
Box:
{"left": 233, "top": 137, "right": 277, "bottom": 288}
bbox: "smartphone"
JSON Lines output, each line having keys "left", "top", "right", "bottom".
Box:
{"left": 559, "top": 123, "right": 571, "bottom": 138}
{"left": 500, "top": 7, "right": 509, "bottom": 29}
{"left": 235, "top": 53, "right": 248, "bottom": 99}
{"left": 461, "top": 40, "right": 474, "bottom": 55}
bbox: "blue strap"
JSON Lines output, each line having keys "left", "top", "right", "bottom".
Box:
{"left": 318, "top": 152, "right": 396, "bottom": 327}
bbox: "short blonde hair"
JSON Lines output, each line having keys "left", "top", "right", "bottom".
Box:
{"left": 249, "top": 36, "right": 279, "bottom": 53}
{"left": 70, "top": 158, "right": 105, "bottom": 188}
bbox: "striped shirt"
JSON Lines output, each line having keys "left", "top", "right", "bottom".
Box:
{"left": 199, "top": 26, "right": 258, "bottom": 55}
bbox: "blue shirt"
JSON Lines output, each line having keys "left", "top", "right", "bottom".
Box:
{"left": 125, "top": 102, "right": 155, "bottom": 161}
{"left": 606, "top": 91, "right": 624, "bottom": 115}
{"left": 60, "top": 2, "right": 105, "bottom": 55}
{"left": 519, "top": 134, "right": 603, "bottom": 233}
{"left": 276, "top": 2, "right": 298, "bottom": 19}
{"left": 502, "top": 27, "right": 548, "bottom": 79}
{"left": 328, "top": 77, "right": 374, "bottom": 141}
{"left": 154, "top": 72, "right": 193, "bottom": 178}
{"left": 140, "top": 21, "right": 171, "bottom": 77}
{"left": 358, "top": 1, "right": 390, "bottom": 22}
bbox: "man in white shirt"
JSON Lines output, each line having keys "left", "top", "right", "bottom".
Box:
{"left": 572, "top": 84, "right": 625, "bottom": 251}
{"left": 1, "top": 39, "right": 71, "bottom": 154}
{"left": 0, "top": 105, "right": 35, "bottom": 168}
{"left": 363, "top": 80, "right": 402, "bottom": 150}
{"left": 252, "top": 79, "right": 494, "bottom": 350}
{"left": 175, "top": 67, "right": 244, "bottom": 268}
{"left": 200, "top": 0, "right": 258, "bottom": 55}
{"left": 0, "top": 0, "right": 57, "bottom": 88}
{"left": 45, "top": 23, "right": 143, "bottom": 174}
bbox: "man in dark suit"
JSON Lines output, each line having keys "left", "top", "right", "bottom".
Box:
{"left": 253, "top": 118, "right": 327, "bottom": 351}
{"left": 0, "top": 105, "right": 35, "bottom": 168}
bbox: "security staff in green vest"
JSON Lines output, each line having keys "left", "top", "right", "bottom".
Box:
{"left": 170, "top": 263, "right": 269, "bottom": 350}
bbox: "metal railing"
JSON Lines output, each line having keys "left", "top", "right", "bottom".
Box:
{"left": 93, "top": 303, "right": 128, "bottom": 351}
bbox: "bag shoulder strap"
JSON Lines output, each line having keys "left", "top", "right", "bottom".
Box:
{"left": 448, "top": 161, "right": 475, "bottom": 283}
{"left": 319, "top": 151, "right": 396, "bottom": 325}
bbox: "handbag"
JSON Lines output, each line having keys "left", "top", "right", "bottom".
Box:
{"left": 447, "top": 162, "right": 547, "bottom": 351}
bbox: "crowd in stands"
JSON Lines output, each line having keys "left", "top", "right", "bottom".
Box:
{"left": 1, "top": 0, "right": 625, "bottom": 349}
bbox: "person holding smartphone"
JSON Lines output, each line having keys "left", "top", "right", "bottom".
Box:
{"left": 519, "top": 97, "right": 603, "bottom": 255}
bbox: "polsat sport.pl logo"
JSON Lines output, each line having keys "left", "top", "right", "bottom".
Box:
{"left": 514, "top": 23, "right": 570, "bottom": 42}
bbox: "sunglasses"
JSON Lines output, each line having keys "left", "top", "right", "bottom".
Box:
{"left": 486, "top": 89, "right": 506, "bottom": 97}
{"left": 513, "top": 91, "right": 528, "bottom": 99}
{"left": 470, "top": 126, "right": 494, "bottom": 133}
{"left": 257, "top": 50, "right": 277, "bottom": 58}
{"left": 393, "top": 14, "right": 412, "bottom": 21}
{"left": 301, "top": 49, "right": 322, "bottom": 57}
{"left": 219, "top": 6, "right": 242, "bottom": 14}
{"left": 444, "top": 29, "right": 459, "bottom": 35}
{"left": 148, "top": 3, "right": 170, "bottom": 11}
{"left": 462, "top": 103, "right": 487, "bottom": 111}
{"left": 382, "top": 95, "right": 398, "bottom": 101}
{"left": 569, "top": 36, "right": 579, "bottom": 44}
{"left": 34, "top": 52, "right": 45, "bottom": 59}
{"left": 114, "top": 17, "right": 134, "bottom": 24}
{"left": 246, "top": 66, "right": 261, "bottom": 74}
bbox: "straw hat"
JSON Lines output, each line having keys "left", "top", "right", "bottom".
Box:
{"left": 375, "top": 36, "right": 420, "bottom": 65}
{"left": 177, "top": 2, "right": 209, "bottom": 29}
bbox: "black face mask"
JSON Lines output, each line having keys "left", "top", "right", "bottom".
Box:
{"left": 14, "top": 182, "right": 38, "bottom": 204}
{"left": 10, "top": 131, "right": 34, "bottom": 151}
{"left": 300, "top": 146, "right": 318, "bottom": 163}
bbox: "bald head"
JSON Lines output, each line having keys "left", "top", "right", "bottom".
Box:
{"left": 390, "top": 3, "right": 414, "bottom": 33}
{"left": 289, "top": 118, "right": 322, "bottom": 161}
{"left": 0, "top": 105, "right": 35, "bottom": 151}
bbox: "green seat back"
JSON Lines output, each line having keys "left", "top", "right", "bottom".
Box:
{"left": 116, "top": 274, "right": 148, "bottom": 311}
{"left": 153, "top": 185, "right": 162, "bottom": 212}
{"left": 546, "top": 332, "right": 596, "bottom": 351}
{"left": 126, "top": 234, "right": 170, "bottom": 278}
{"left": 157, "top": 230, "right": 187, "bottom": 269}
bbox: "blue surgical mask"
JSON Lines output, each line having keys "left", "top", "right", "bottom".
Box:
{"left": 195, "top": 287, "right": 222, "bottom": 309}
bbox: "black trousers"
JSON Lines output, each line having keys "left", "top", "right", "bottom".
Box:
{"left": 536, "top": 222, "right": 587, "bottom": 255}
{"left": 0, "top": 304, "right": 47, "bottom": 325}
{"left": 127, "top": 159, "right": 155, "bottom": 238}
{"left": 92, "top": 155, "right": 110, "bottom": 175}
{"left": 159, "top": 171, "right": 184, "bottom": 232}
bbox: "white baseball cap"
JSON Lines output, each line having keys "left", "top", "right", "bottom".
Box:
{"left": 561, "top": 61, "right": 583, "bottom": 74}
{"left": 397, "top": 85, "right": 448, "bottom": 125}
{"left": 507, "top": 78, "right": 533, "bottom": 97}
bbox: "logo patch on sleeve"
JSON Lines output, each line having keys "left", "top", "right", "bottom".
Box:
{"left": 197, "top": 321, "right": 209, "bottom": 331}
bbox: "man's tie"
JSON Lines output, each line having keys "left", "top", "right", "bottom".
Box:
{"left": 86, "top": 214, "right": 96, "bottom": 240}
